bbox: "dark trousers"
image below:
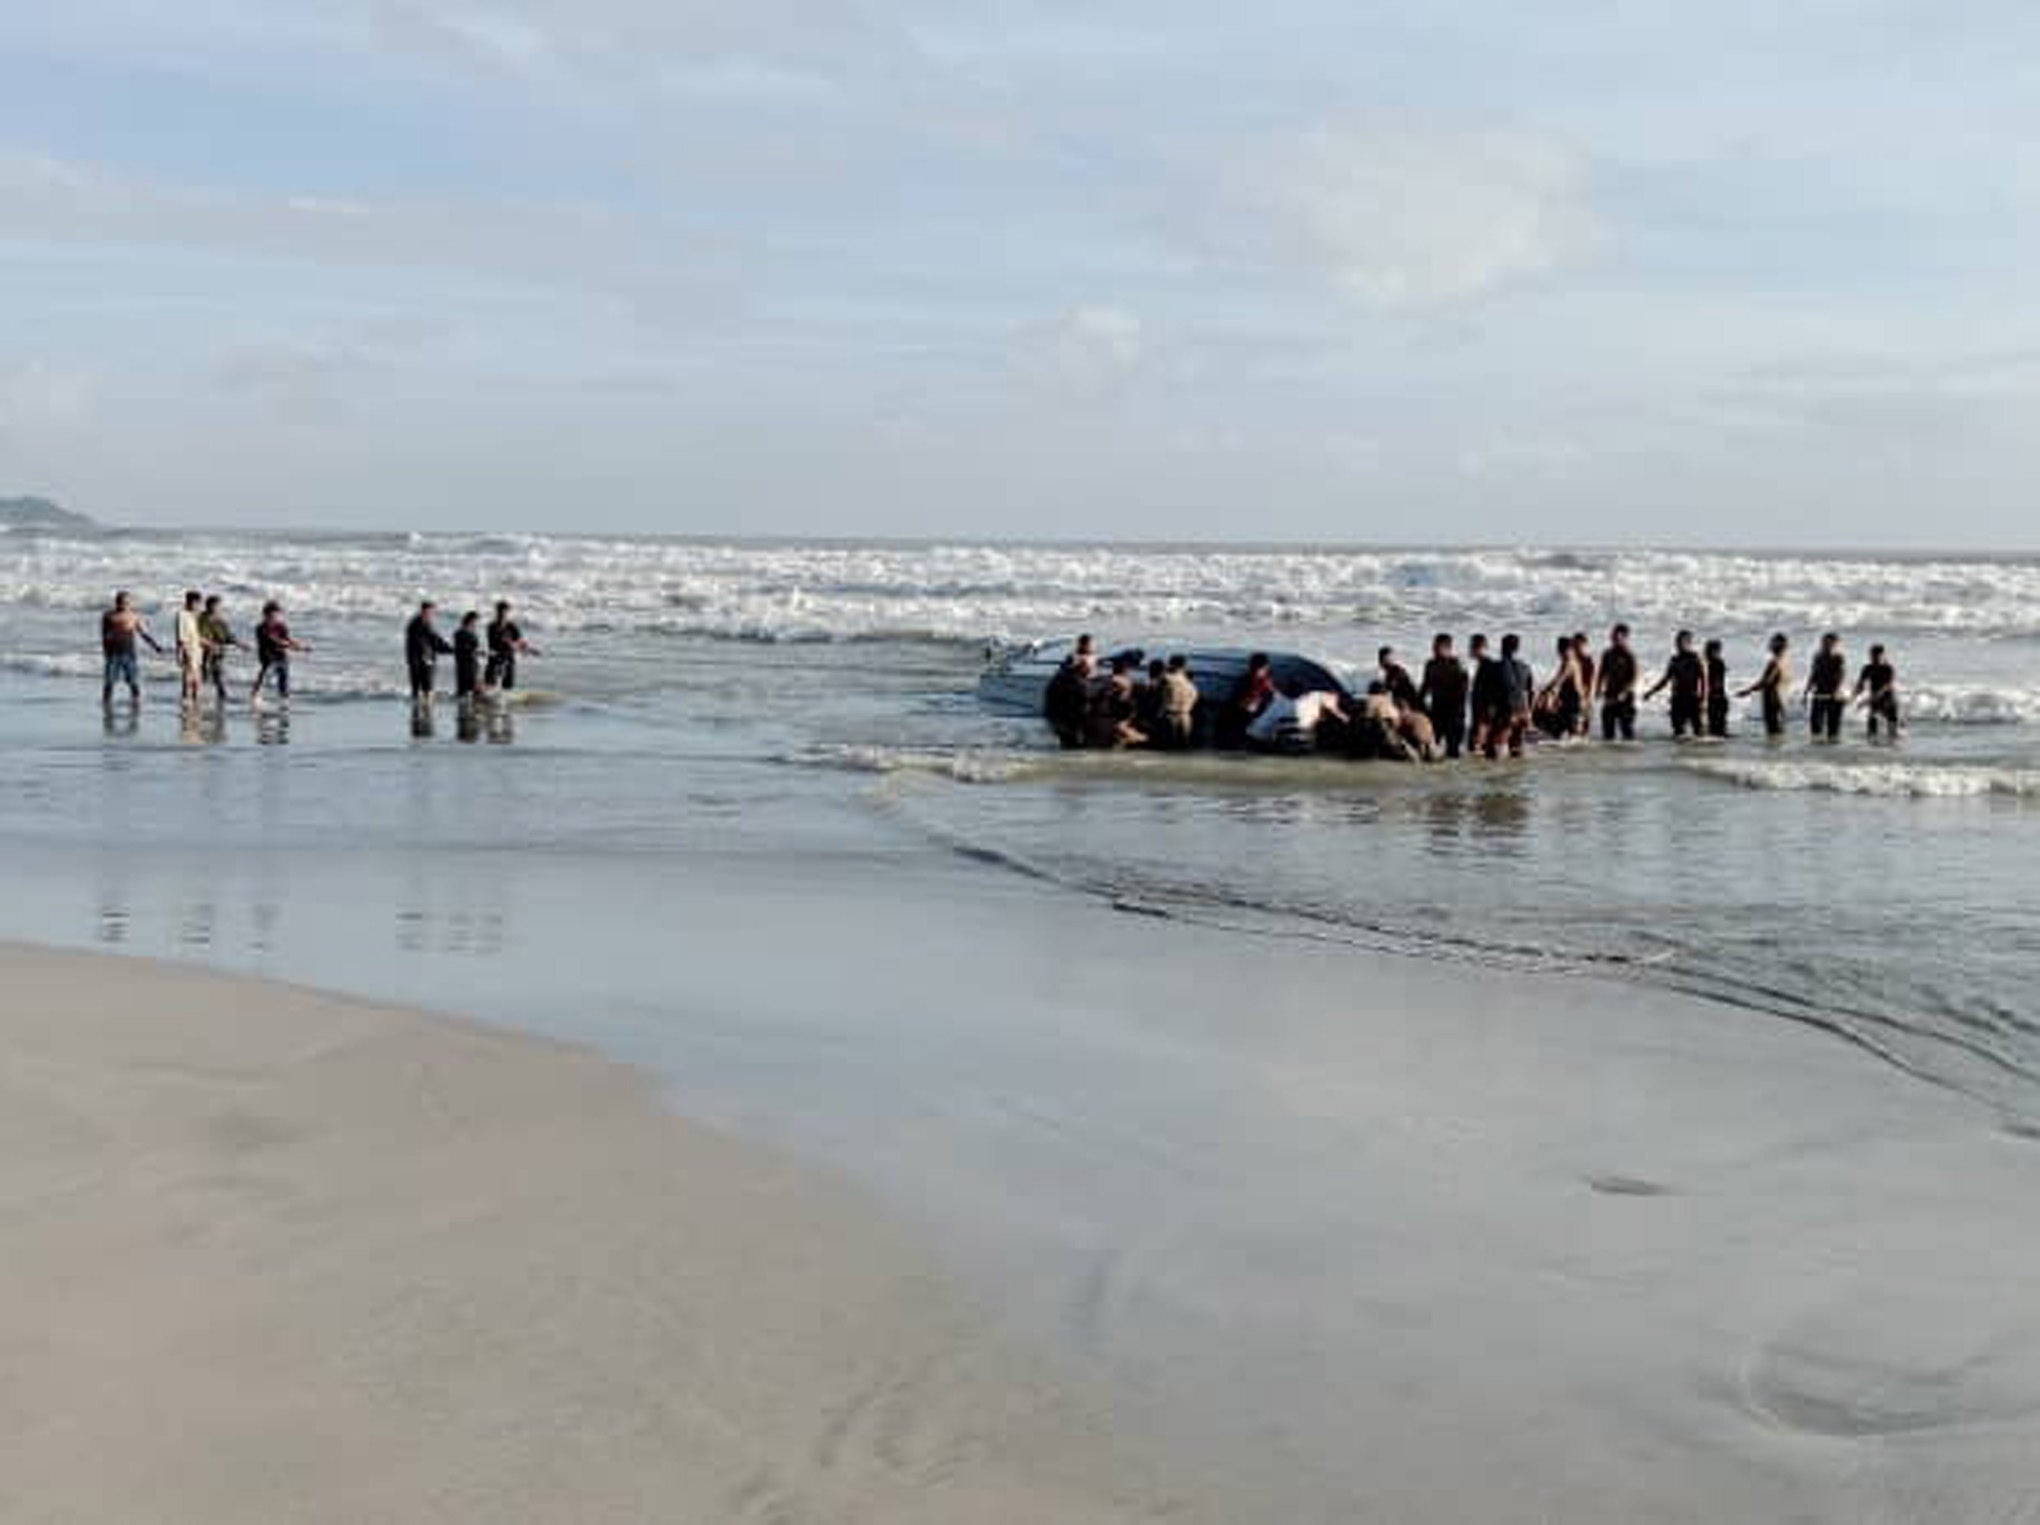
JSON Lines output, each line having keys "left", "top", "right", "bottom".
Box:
{"left": 1762, "top": 692, "right": 1786, "bottom": 737}
{"left": 1670, "top": 695, "right": 1702, "bottom": 738}
{"left": 1810, "top": 695, "right": 1844, "bottom": 740}
{"left": 1435, "top": 716, "right": 1465, "bottom": 759}
{"left": 1484, "top": 712, "right": 1527, "bottom": 759}
{"left": 1600, "top": 698, "right": 1636, "bottom": 741}
{"left": 1707, "top": 698, "right": 1730, "bottom": 738}
{"left": 409, "top": 660, "right": 435, "bottom": 698}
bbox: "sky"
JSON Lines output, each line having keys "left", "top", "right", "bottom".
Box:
{"left": 3, "top": 2, "right": 2039, "bottom": 545}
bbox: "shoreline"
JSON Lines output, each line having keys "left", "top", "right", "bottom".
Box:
{"left": 0, "top": 943, "right": 1198, "bottom": 1523}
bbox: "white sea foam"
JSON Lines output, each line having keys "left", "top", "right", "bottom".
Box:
{"left": 1686, "top": 758, "right": 2040, "bottom": 798}
{"left": 6, "top": 534, "right": 2040, "bottom": 705}
{"left": 787, "top": 744, "right": 1032, "bottom": 784}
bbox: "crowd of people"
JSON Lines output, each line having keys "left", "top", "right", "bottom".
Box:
{"left": 1043, "top": 626, "right": 1904, "bottom": 760}
{"left": 96, "top": 591, "right": 537, "bottom": 710}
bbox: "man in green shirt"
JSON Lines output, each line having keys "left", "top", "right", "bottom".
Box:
{"left": 198, "top": 595, "right": 240, "bottom": 706}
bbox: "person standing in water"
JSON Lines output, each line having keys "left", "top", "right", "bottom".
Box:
{"left": 1704, "top": 639, "right": 1731, "bottom": 738}
{"left": 405, "top": 601, "right": 454, "bottom": 703}
{"left": 1593, "top": 624, "right": 1639, "bottom": 741}
{"left": 198, "top": 594, "right": 239, "bottom": 707}
{"left": 250, "top": 600, "right": 307, "bottom": 706}
{"left": 1805, "top": 632, "right": 1848, "bottom": 742}
{"left": 1856, "top": 643, "right": 1902, "bottom": 739}
{"left": 99, "top": 591, "right": 162, "bottom": 707}
{"left": 1533, "top": 635, "right": 1585, "bottom": 740}
{"left": 1466, "top": 633, "right": 1499, "bottom": 756}
{"left": 1042, "top": 636, "right": 1097, "bottom": 749}
{"left": 454, "top": 612, "right": 484, "bottom": 705}
{"left": 1643, "top": 630, "right": 1708, "bottom": 740}
{"left": 1377, "top": 647, "right": 1422, "bottom": 713}
{"left": 1570, "top": 632, "right": 1596, "bottom": 737}
{"left": 175, "top": 590, "right": 206, "bottom": 706}
{"left": 485, "top": 600, "right": 539, "bottom": 692}
{"left": 1155, "top": 654, "right": 1200, "bottom": 749}
{"left": 1486, "top": 633, "right": 1534, "bottom": 759}
{"left": 1739, "top": 633, "right": 1791, "bottom": 738}
{"left": 1419, "top": 633, "right": 1469, "bottom": 759}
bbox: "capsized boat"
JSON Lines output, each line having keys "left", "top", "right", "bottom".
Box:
{"left": 976, "top": 636, "right": 1356, "bottom": 716}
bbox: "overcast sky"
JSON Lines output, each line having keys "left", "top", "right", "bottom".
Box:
{"left": 3, "top": 2, "right": 2038, "bottom": 544}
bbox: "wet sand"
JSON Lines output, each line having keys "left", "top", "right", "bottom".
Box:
{"left": 6, "top": 889, "right": 2040, "bottom": 1523}
{"left": 0, "top": 945, "right": 1191, "bottom": 1524}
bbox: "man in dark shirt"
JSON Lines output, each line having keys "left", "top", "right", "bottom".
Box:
{"left": 1043, "top": 653, "right": 1091, "bottom": 748}
{"left": 1644, "top": 629, "right": 1708, "bottom": 739}
{"left": 454, "top": 611, "right": 484, "bottom": 702}
{"left": 1594, "top": 623, "right": 1640, "bottom": 741}
{"left": 1806, "top": 632, "right": 1848, "bottom": 742}
{"left": 1419, "top": 633, "right": 1469, "bottom": 759}
{"left": 1485, "top": 633, "right": 1534, "bottom": 759}
{"left": 405, "top": 601, "right": 454, "bottom": 701}
{"left": 250, "top": 600, "right": 306, "bottom": 705}
{"left": 1855, "top": 643, "right": 1900, "bottom": 738}
{"left": 1377, "top": 647, "right": 1422, "bottom": 713}
{"left": 485, "top": 600, "right": 537, "bottom": 691}
{"left": 1466, "top": 633, "right": 1498, "bottom": 756}
{"left": 1704, "top": 639, "right": 1730, "bottom": 738}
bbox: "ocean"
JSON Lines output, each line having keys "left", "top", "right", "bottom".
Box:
{"left": 2, "top": 528, "right": 2034, "bottom": 1121}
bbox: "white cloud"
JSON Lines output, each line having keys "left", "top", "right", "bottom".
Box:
{"left": 1193, "top": 123, "right": 1597, "bottom": 309}
{"left": 0, "top": 361, "right": 96, "bottom": 433}
{"left": 1011, "top": 304, "right": 1145, "bottom": 398}
{"left": 0, "top": 149, "right": 742, "bottom": 306}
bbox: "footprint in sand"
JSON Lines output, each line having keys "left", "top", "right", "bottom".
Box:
{"left": 1741, "top": 1297, "right": 2040, "bottom": 1438}
{"left": 1583, "top": 1173, "right": 1674, "bottom": 1197}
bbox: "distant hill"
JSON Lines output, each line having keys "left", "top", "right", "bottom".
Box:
{"left": 0, "top": 496, "right": 96, "bottom": 531}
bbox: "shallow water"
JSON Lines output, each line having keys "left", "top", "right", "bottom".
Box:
{"left": 3, "top": 529, "right": 2039, "bottom": 1118}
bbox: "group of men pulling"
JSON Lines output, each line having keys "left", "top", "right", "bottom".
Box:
{"left": 99, "top": 589, "right": 306, "bottom": 709}
{"left": 97, "top": 591, "right": 537, "bottom": 710}
{"left": 1044, "top": 625, "right": 1903, "bottom": 761}
{"left": 402, "top": 600, "right": 538, "bottom": 705}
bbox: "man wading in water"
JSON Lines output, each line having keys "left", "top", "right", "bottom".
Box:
{"left": 100, "top": 591, "right": 162, "bottom": 707}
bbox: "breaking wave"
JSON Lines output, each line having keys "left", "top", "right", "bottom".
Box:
{"left": 1686, "top": 757, "right": 2040, "bottom": 798}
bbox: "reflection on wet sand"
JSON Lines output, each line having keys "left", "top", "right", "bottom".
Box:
{"left": 395, "top": 904, "right": 507, "bottom": 956}
{"left": 178, "top": 704, "right": 227, "bottom": 746}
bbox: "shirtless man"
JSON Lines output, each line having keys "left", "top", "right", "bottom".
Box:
{"left": 1739, "top": 633, "right": 1791, "bottom": 739}
{"left": 100, "top": 591, "right": 163, "bottom": 706}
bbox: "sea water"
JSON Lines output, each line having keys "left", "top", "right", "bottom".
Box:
{"left": 2, "top": 528, "right": 2037, "bottom": 1120}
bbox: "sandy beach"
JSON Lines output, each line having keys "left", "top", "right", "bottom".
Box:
{"left": 0, "top": 945, "right": 1190, "bottom": 1524}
